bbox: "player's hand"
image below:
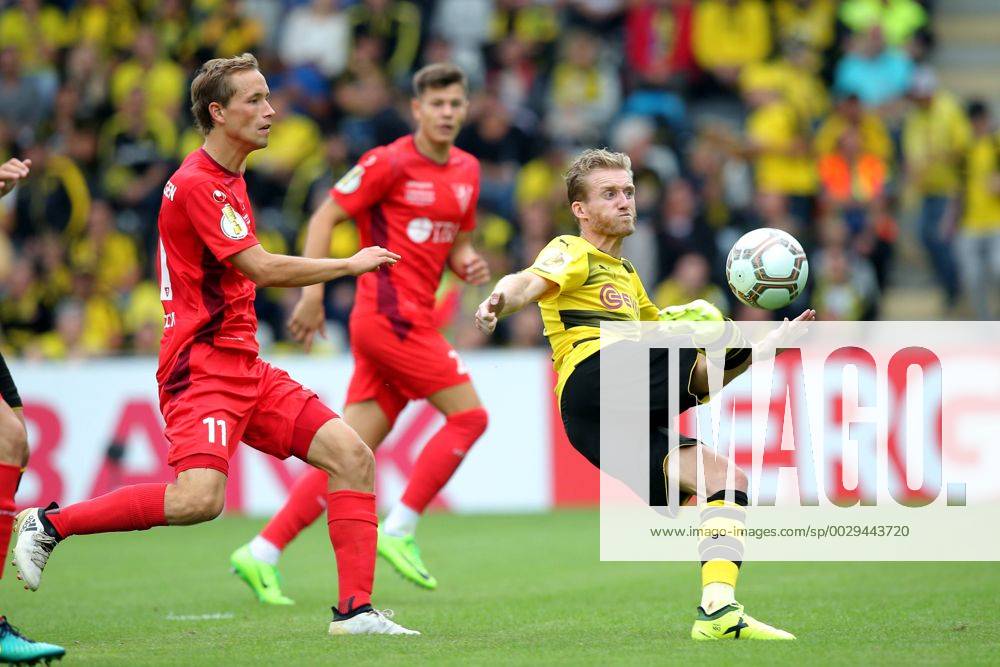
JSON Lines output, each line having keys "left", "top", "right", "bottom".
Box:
{"left": 0, "top": 158, "right": 31, "bottom": 198}
{"left": 347, "top": 246, "right": 401, "bottom": 276}
{"left": 756, "top": 309, "right": 816, "bottom": 359}
{"left": 461, "top": 254, "right": 491, "bottom": 286}
{"left": 287, "top": 294, "right": 327, "bottom": 352}
{"left": 474, "top": 292, "right": 505, "bottom": 335}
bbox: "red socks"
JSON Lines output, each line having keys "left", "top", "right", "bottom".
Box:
{"left": 327, "top": 489, "right": 377, "bottom": 614}
{"left": 259, "top": 467, "right": 328, "bottom": 550}
{"left": 46, "top": 483, "right": 168, "bottom": 538}
{"left": 0, "top": 462, "right": 21, "bottom": 578}
{"left": 401, "top": 407, "right": 487, "bottom": 512}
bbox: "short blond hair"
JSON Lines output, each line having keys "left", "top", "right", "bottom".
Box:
{"left": 190, "top": 53, "right": 260, "bottom": 134}
{"left": 564, "top": 148, "right": 633, "bottom": 204}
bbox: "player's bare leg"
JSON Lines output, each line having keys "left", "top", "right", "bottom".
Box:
{"left": 233, "top": 401, "right": 392, "bottom": 605}
{"left": 664, "top": 444, "right": 794, "bottom": 640}
{"left": 304, "top": 417, "right": 418, "bottom": 635}
{"left": 378, "top": 382, "right": 487, "bottom": 590}
{"left": 16, "top": 466, "right": 225, "bottom": 592}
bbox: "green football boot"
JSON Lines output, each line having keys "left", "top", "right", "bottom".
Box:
{"left": 691, "top": 602, "right": 795, "bottom": 640}
{"left": 376, "top": 530, "right": 437, "bottom": 590}
{"left": 0, "top": 617, "right": 65, "bottom": 664}
{"left": 229, "top": 544, "right": 295, "bottom": 605}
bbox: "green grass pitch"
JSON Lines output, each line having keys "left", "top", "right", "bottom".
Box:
{"left": 1, "top": 510, "right": 996, "bottom": 665}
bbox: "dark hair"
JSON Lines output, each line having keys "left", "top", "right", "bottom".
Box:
{"left": 412, "top": 63, "right": 467, "bottom": 97}
{"left": 190, "top": 53, "right": 260, "bottom": 134}
{"left": 967, "top": 99, "right": 990, "bottom": 121}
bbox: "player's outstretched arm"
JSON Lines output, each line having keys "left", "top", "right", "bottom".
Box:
{"left": 0, "top": 158, "right": 31, "bottom": 198}
{"left": 230, "top": 243, "right": 400, "bottom": 289}
{"left": 687, "top": 309, "right": 816, "bottom": 397}
{"left": 475, "top": 271, "right": 555, "bottom": 335}
{"left": 449, "top": 231, "right": 490, "bottom": 285}
{"left": 287, "top": 198, "right": 353, "bottom": 350}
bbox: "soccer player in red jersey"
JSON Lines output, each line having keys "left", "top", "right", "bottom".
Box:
{"left": 231, "top": 63, "right": 489, "bottom": 599}
{"left": 0, "top": 157, "right": 67, "bottom": 662}
{"left": 11, "top": 54, "right": 419, "bottom": 636}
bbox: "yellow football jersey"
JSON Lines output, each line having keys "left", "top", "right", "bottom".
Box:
{"left": 526, "top": 235, "right": 660, "bottom": 399}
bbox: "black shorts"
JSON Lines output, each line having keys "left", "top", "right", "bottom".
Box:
{"left": 560, "top": 343, "right": 700, "bottom": 506}
{"left": 0, "top": 352, "right": 20, "bottom": 408}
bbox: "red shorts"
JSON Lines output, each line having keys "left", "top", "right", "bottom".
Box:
{"left": 159, "top": 348, "right": 339, "bottom": 476}
{"left": 346, "top": 314, "right": 470, "bottom": 423}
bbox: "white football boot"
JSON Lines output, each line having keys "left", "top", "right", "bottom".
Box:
{"left": 328, "top": 608, "right": 421, "bottom": 636}
{"left": 12, "top": 506, "right": 60, "bottom": 591}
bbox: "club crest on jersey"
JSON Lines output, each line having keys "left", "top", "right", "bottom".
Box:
{"left": 451, "top": 183, "right": 473, "bottom": 215}
{"left": 212, "top": 189, "right": 227, "bottom": 203}
{"left": 220, "top": 204, "right": 248, "bottom": 240}
{"left": 335, "top": 165, "right": 364, "bottom": 194}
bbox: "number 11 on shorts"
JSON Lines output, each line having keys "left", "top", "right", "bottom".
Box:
{"left": 203, "top": 417, "right": 228, "bottom": 447}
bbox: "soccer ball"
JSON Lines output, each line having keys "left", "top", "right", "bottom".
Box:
{"left": 725, "top": 228, "right": 809, "bottom": 310}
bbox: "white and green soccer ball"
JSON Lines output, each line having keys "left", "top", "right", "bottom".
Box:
{"left": 725, "top": 228, "right": 809, "bottom": 310}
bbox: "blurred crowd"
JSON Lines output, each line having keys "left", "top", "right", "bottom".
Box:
{"left": 1, "top": 0, "right": 998, "bottom": 360}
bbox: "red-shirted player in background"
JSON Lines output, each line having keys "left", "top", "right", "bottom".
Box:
{"left": 231, "top": 63, "right": 490, "bottom": 600}
{"left": 11, "top": 54, "right": 419, "bottom": 636}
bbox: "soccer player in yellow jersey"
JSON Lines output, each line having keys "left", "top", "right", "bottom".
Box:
{"left": 475, "top": 148, "right": 813, "bottom": 641}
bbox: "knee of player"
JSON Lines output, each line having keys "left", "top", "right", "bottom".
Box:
{"left": 173, "top": 483, "right": 226, "bottom": 524}
{"left": 0, "top": 412, "right": 27, "bottom": 466}
{"left": 313, "top": 430, "right": 374, "bottom": 478}
{"left": 449, "top": 406, "right": 489, "bottom": 439}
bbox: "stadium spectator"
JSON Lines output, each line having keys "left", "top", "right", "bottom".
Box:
{"left": 902, "top": 66, "right": 971, "bottom": 305}
{"left": 625, "top": 0, "right": 696, "bottom": 91}
{"left": 0, "top": 47, "right": 48, "bottom": 139}
{"left": 833, "top": 26, "right": 914, "bottom": 110}
{"left": 742, "top": 77, "right": 818, "bottom": 222}
{"left": 348, "top": 0, "right": 422, "bottom": 84}
{"left": 0, "top": 0, "right": 68, "bottom": 77}
{"left": 814, "top": 92, "right": 893, "bottom": 165}
{"left": 839, "top": 0, "right": 929, "bottom": 48}
{"left": 431, "top": 0, "right": 492, "bottom": 84}
{"left": 653, "top": 252, "right": 730, "bottom": 316}
{"left": 773, "top": 0, "right": 838, "bottom": 59}
{"left": 692, "top": 0, "right": 772, "bottom": 89}
{"left": 68, "top": 0, "right": 139, "bottom": 57}
{"left": 545, "top": 31, "right": 620, "bottom": 146}
{"left": 110, "top": 28, "right": 186, "bottom": 118}
{"left": 956, "top": 100, "right": 1000, "bottom": 319}
{"left": 278, "top": 0, "right": 351, "bottom": 79}
{"left": 12, "top": 141, "right": 90, "bottom": 244}
{"left": 818, "top": 126, "right": 888, "bottom": 235}
{"left": 655, "top": 178, "right": 718, "bottom": 282}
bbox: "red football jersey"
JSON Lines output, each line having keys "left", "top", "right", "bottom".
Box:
{"left": 330, "top": 135, "right": 480, "bottom": 332}
{"left": 156, "top": 149, "right": 261, "bottom": 390}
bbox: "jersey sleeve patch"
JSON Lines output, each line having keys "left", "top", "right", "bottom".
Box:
{"left": 334, "top": 164, "right": 365, "bottom": 194}
{"left": 220, "top": 204, "right": 249, "bottom": 240}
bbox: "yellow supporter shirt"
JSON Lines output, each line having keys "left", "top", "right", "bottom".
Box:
{"left": 692, "top": 0, "right": 771, "bottom": 71}
{"left": 903, "top": 92, "right": 972, "bottom": 196}
{"left": 962, "top": 133, "right": 1000, "bottom": 234}
{"left": 526, "top": 235, "right": 660, "bottom": 400}
{"left": 110, "top": 60, "right": 187, "bottom": 114}
{"left": 747, "top": 100, "right": 817, "bottom": 195}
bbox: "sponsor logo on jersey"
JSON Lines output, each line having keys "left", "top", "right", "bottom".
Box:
{"left": 451, "top": 183, "right": 473, "bottom": 215}
{"left": 334, "top": 165, "right": 364, "bottom": 194}
{"left": 220, "top": 203, "right": 249, "bottom": 240}
{"left": 404, "top": 180, "right": 435, "bottom": 206}
{"left": 212, "top": 189, "right": 227, "bottom": 203}
{"left": 407, "top": 217, "right": 434, "bottom": 243}
{"left": 599, "top": 283, "right": 636, "bottom": 312}
{"left": 163, "top": 180, "right": 177, "bottom": 201}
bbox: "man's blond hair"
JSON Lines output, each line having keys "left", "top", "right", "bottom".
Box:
{"left": 190, "top": 53, "right": 260, "bottom": 134}
{"left": 564, "top": 148, "right": 633, "bottom": 204}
